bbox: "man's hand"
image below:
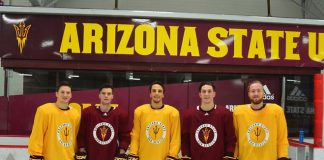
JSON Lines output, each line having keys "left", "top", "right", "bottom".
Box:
{"left": 127, "top": 155, "right": 139, "bottom": 160}
{"left": 180, "top": 155, "right": 191, "bottom": 159}
{"left": 29, "top": 155, "right": 44, "bottom": 160}
{"left": 223, "top": 156, "right": 238, "bottom": 160}
{"left": 114, "top": 153, "right": 128, "bottom": 160}
{"left": 166, "top": 156, "right": 177, "bottom": 160}
{"left": 74, "top": 151, "right": 87, "bottom": 160}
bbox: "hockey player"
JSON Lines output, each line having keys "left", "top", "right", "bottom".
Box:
{"left": 28, "top": 81, "right": 80, "bottom": 160}
{"left": 76, "top": 84, "right": 130, "bottom": 160}
{"left": 129, "top": 81, "right": 181, "bottom": 160}
{"left": 233, "top": 80, "right": 290, "bottom": 160}
{"left": 181, "top": 82, "right": 236, "bottom": 160}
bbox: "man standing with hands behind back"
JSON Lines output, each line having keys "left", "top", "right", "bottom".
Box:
{"left": 129, "top": 81, "right": 181, "bottom": 160}
{"left": 181, "top": 82, "right": 236, "bottom": 160}
{"left": 28, "top": 81, "right": 80, "bottom": 160}
{"left": 233, "top": 80, "right": 290, "bottom": 160}
{"left": 76, "top": 84, "right": 130, "bottom": 160}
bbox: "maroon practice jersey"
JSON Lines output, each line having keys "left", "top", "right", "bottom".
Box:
{"left": 77, "top": 106, "right": 130, "bottom": 160}
{"left": 181, "top": 105, "right": 236, "bottom": 160}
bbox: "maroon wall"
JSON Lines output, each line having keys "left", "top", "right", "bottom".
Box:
{"left": 0, "top": 96, "right": 8, "bottom": 134}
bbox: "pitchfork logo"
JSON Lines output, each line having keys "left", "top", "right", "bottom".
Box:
{"left": 13, "top": 21, "right": 31, "bottom": 54}
{"left": 246, "top": 122, "right": 269, "bottom": 147}
{"left": 195, "top": 123, "right": 217, "bottom": 148}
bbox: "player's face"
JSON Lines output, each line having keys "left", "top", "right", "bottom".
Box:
{"left": 199, "top": 85, "right": 215, "bottom": 104}
{"left": 248, "top": 83, "right": 264, "bottom": 105}
{"left": 150, "top": 84, "right": 164, "bottom": 104}
{"left": 99, "top": 88, "right": 114, "bottom": 105}
{"left": 56, "top": 86, "right": 72, "bottom": 104}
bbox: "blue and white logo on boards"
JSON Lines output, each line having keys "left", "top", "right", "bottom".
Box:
{"left": 287, "top": 86, "right": 308, "bottom": 102}
{"left": 263, "top": 85, "right": 274, "bottom": 100}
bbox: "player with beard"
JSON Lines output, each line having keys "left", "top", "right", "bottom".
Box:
{"left": 233, "top": 80, "right": 290, "bottom": 160}
{"left": 181, "top": 82, "right": 236, "bottom": 160}
{"left": 76, "top": 84, "right": 130, "bottom": 160}
{"left": 129, "top": 81, "right": 181, "bottom": 160}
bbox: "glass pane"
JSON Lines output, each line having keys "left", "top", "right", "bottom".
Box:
{"left": 285, "top": 75, "right": 314, "bottom": 137}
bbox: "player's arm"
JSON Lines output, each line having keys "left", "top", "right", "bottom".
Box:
{"left": 129, "top": 108, "right": 141, "bottom": 158}
{"left": 118, "top": 108, "right": 131, "bottom": 151}
{"left": 28, "top": 107, "right": 48, "bottom": 159}
{"left": 223, "top": 110, "right": 236, "bottom": 160}
{"left": 168, "top": 109, "right": 181, "bottom": 159}
{"left": 233, "top": 108, "right": 240, "bottom": 159}
{"left": 77, "top": 110, "right": 88, "bottom": 151}
{"left": 114, "top": 108, "right": 131, "bottom": 160}
{"left": 181, "top": 110, "right": 191, "bottom": 159}
{"left": 75, "top": 110, "right": 88, "bottom": 160}
{"left": 276, "top": 105, "right": 289, "bottom": 159}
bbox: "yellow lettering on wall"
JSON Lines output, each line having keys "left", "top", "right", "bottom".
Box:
{"left": 266, "top": 30, "right": 284, "bottom": 59}
{"left": 180, "top": 27, "right": 199, "bottom": 56}
{"left": 135, "top": 24, "right": 155, "bottom": 56}
{"left": 106, "top": 24, "right": 117, "bottom": 54}
{"left": 285, "top": 31, "right": 300, "bottom": 60}
{"left": 82, "top": 23, "right": 103, "bottom": 54}
{"left": 207, "top": 27, "right": 228, "bottom": 58}
{"left": 229, "top": 28, "right": 247, "bottom": 58}
{"left": 117, "top": 24, "right": 134, "bottom": 55}
{"left": 60, "top": 22, "right": 80, "bottom": 53}
{"left": 156, "top": 26, "right": 179, "bottom": 56}
{"left": 248, "top": 29, "right": 266, "bottom": 59}
{"left": 308, "top": 32, "right": 324, "bottom": 62}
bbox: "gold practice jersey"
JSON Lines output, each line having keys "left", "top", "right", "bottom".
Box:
{"left": 28, "top": 103, "right": 80, "bottom": 160}
{"left": 129, "top": 104, "right": 181, "bottom": 160}
{"left": 233, "top": 103, "right": 289, "bottom": 160}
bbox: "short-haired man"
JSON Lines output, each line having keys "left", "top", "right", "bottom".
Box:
{"left": 233, "top": 80, "right": 290, "bottom": 160}
{"left": 76, "top": 84, "right": 130, "bottom": 160}
{"left": 181, "top": 82, "right": 236, "bottom": 160}
{"left": 129, "top": 81, "right": 181, "bottom": 160}
{"left": 28, "top": 81, "right": 80, "bottom": 160}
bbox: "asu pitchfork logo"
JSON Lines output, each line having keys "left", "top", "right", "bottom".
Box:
{"left": 13, "top": 21, "right": 31, "bottom": 54}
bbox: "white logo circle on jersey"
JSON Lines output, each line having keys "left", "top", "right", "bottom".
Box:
{"left": 57, "top": 123, "right": 73, "bottom": 147}
{"left": 195, "top": 123, "right": 217, "bottom": 148}
{"left": 93, "top": 122, "right": 115, "bottom": 145}
{"left": 246, "top": 122, "right": 269, "bottom": 147}
{"left": 145, "top": 121, "right": 167, "bottom": 144}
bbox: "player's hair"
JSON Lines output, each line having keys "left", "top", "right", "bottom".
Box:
{"left": 99, "top": 83, "right": 113, "bottom": 92}
{"left": 247, "top": 80, "right": 263, "bottom": 92}
{"left": 199, "top": 81, "right": 216, "bottom": 92}
{"left": 56, "top": 81, "right": 72, "bottom": 92}
{"left": 149, "top": 81, "right": 165, "bottom": 93}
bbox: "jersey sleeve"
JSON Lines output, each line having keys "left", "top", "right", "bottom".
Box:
{"left": 168, "top": 109, "right": 181, "bottom": 158}
{"left": 77, "top": 109, "right": 88, "bottom": 149}
{"left": 129, "top": 108, "right": 141, "bottom": 156}
{"left": 233, "top": 108, "right": 239, "bottom": 159}
{"left": 28, "top": 107, "right": 49, "bottom": 156}
{"left": 276, "top": 106, "right": 289, "bottom": 158}
{"left": 224, "top": 109, "right": 236, "bottom": 156}
{"left": 118, "top": 108, "right": 131, "bottom": 150}
{"left": 181, "top": 109, "right": 191, "bottom": 157}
